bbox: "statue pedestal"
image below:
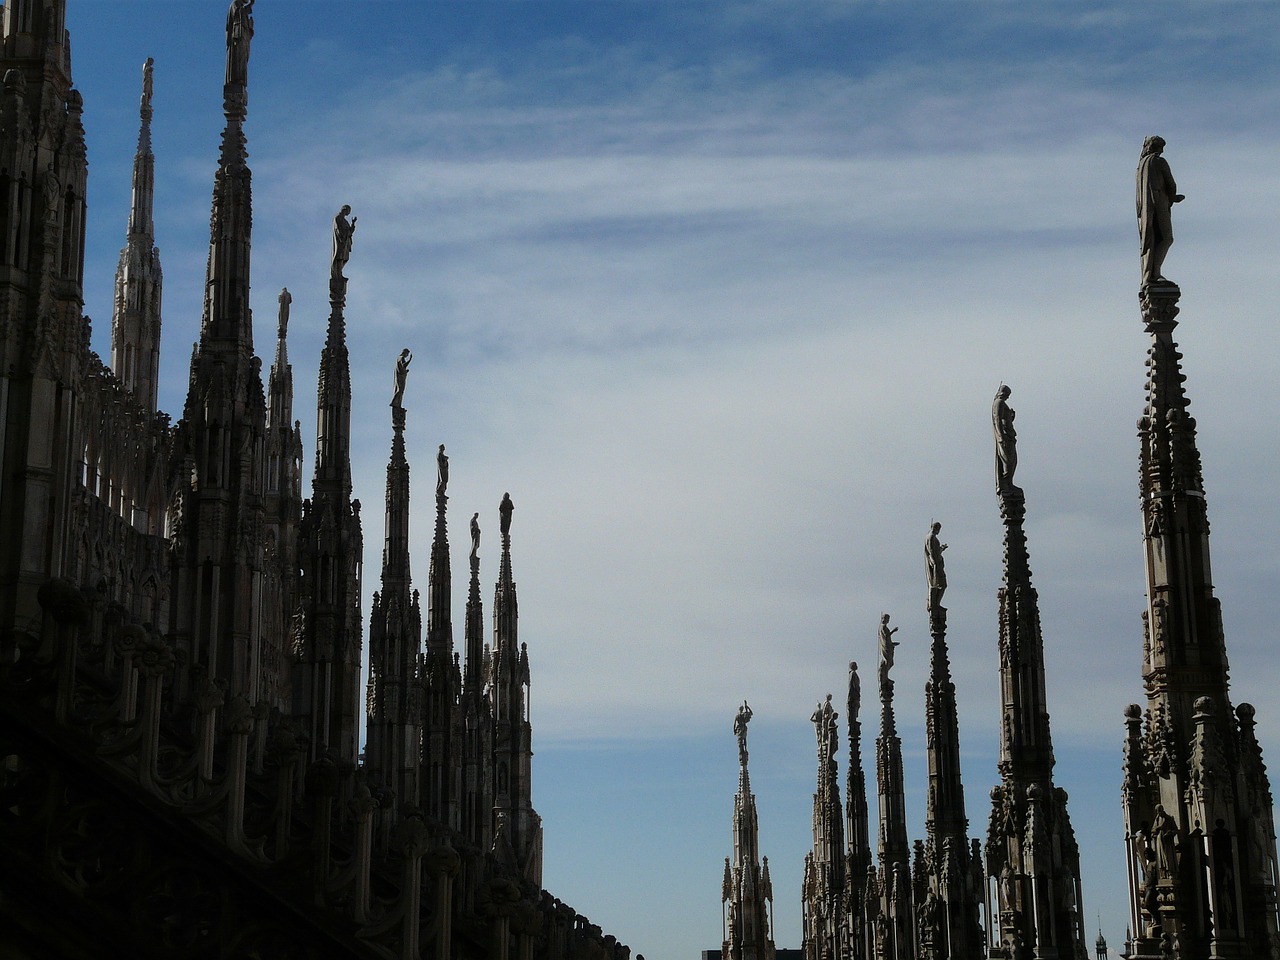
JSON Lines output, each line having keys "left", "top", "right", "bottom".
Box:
{"left": 1140, "top": 281, "right": 1181, "bottom": 333}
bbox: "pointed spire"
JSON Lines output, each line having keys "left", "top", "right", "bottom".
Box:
{"left": 844, "top": 661, "right": 872, "bottom": 960}
{"left": 986, "top": 384, "right": 1086, "bottom": 959}
{"left": 464, "top": 510, "right": 484, "bottom": 699}
{"left": 726, "top": 701, "right": 775, "bottom": 960}
{"left": 426, "top": 443, "right": 451, "bottom": 655}
{"left": 920, "top": 522, "right": 982, "bottom": 959}
{"left": 873, "top": 614, "right": 912, "bottom": 960}
{"left": 803, "top": 694, "right": 846, "bottom": 958}
{"left": 111, "top": 57, "right": 163, "bottom": 413}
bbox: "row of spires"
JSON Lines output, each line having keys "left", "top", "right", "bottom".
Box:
{"left": 39, "top": 0, "right": 546, "bottom": 880}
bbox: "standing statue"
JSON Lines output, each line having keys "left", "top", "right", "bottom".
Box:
{"left": 436, "top": 444, "right": 449, "bottom": 496}
{"left": 470, "top": 512, "right": 481, "bottom": 560}
{"left": 225, "top": 0, "right": 254, "bottom": 87}
{"left": 499, "top": 492, "right": 514, "bottom": 537}
{"left": 1136, "top": 136, "right": 1184, "bottom": 287}
{"left": 277, "top": 288, "right": 291, "bottom": 339}
{"left": 925, "top": 521, "right": 948, "bottom": 609}
{"left": 993, "top": 383, "right": 1019, "bottom": 494}
{"left": 847, "top": 661, "right": 860, "bottom": 720}
{"left": 734, "top": 701, "right": 753, "bottom": 765}
{"left": 331, "top": 204, "right": 356, "bottom": 281}
{"left": 391, "top": 348, "right": 411, "bottom": 409}
{"left": 877, "top": 613, "right": 899, "bottom": 688}
{"left": 141, "top": 58, "right": 154, "bottom": 111}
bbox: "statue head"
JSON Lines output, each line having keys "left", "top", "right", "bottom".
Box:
{"left": 1141, "top": 135, "right": 1166, "bottom": 158}
{"left": 931, "top": 521, "right": 941, "bottom": 535}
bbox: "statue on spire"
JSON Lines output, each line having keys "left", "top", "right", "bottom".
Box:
{"left": 470, "top": 512, "right": 480, "bottom": 560}
{"left": 734, "top": 701, "right": 753, "bottom": 766}
{"left": 1136, "top": 136, "right": 1183, "bottom": 288}
{"left": 925, "top": 521, "right": 948, "bottom": 610}
{"left": 141, "top": 57, "right": 154, "bottom": 114}
{"left": 877, "top": 613, "right": 899, "bottom": 689}
{"left": 391, "top": 348, "right": 411, "bottom": 409}
{"left": 499, "top": 493, "right": 514, "bottom": 537}
{"left": 225, "top": 0, "right": 254, "bottom": 88}
{"left": 277, "top": 288, "right": 291, "bottom": 339}
{"left": 993, "top": 383, "right": 1020, "bottom": 496}
{"left": 436, "top": 444, "right": 449, "bottom": 497}
{"left": 331, "top": 205, "right": 356, "bottom": 282}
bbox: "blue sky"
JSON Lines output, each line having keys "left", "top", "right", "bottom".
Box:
{"left": 61, "top": 1, "right": 1280, "bottom": 957}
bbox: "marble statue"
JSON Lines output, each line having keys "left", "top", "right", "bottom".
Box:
{"left": 847, "top": 661, "right": 860, "bottom": 719}
{"left": 277, "top": 288, "right": 291, "bottom": 339}
{"left": 470, "top": 512, "right": 480, "bottom": 560}
{"left": 225, "top": 0, "right": 254, "bottom": 87}
{"left": 142, "top": 58, "right": 154, "bottom": 110}
{"left": 331, "top": 204, "right": 356, "bottom": 281}
{"left": 391, "top": 349, "right": 411, "bottom": 409}
{"left": 499, "top": 493, "right": 514, "bottom": 536}
{"left": 734, "top": 701, "right": 753, "bottom": 765}
{"left": 1136, "top": 136, "right": 1184, "bottom": 287}
{"left": 878, "top": 613, "right": 899, "bottom": 688}
{"left": 436, "top": 444, "right": 448, "bottom": 496}
{"left": 925, "top": 521, "right": 948, "bottom": 609}
{"left": 993, "top": 384, "right": 1018, "bottom": 494}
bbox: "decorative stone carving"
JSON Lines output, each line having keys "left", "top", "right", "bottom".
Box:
{"left": 1136, "top": 136, "right": 1183, "bottom": 287}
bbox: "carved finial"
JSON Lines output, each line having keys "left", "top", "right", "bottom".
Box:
{"left": 1136, "top": 136, "right": 1184, "bottom": 289}
{"left": 391, "top": 348, "right": 411, "bottom": 409}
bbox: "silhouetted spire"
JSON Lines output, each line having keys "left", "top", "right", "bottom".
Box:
{"left": 845, "top": 662, "right": 872, "bottom": 960}
{"left": 873, "top": 614, "right": 912, "bottom": 960}
{"left": 111, "top": 57, "right": 162, "bottom": 413}
{"left": 1121, "top": 171, "right": 1280, "bottom": 956}
{"left": 802, "top": 694, "right": 846, "bottom": 960}
{"left": 985, "top": 385, "right": 1086, "bottom": 959}
{"left": 724, "top": 702, "right": 775, "bottom": 960}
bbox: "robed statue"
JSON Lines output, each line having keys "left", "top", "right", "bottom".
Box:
{"left": 277, "top": 288, "right": 291, "bottom": 340}
{"left": 225, "top": 0, "right": 254, "bottom": 88}
{"left": 1136, "top": 136, "right": 1184, "bottom": 287}
{"left": 391, "top": 349, "right": 411, "bottom": 409}
{"left": 470, "top": 512, "right": 481, "bottom": 560}
{"left": 925, "top": 521, "right": 948, "bottom": 609}
{"left": 436, "top": 444, "right": 449, "bottom": 496}
{"left": 499, "top": 493, "right": 514, "bottom": 537}
{"left": 993, "top": 383, "right": 1019, "bottom": 495}
{"left": 332, "top": 205, "right": 356, "bottom": 281}
{"left": 878, "top": 613, "right": 899, "bottom": 689}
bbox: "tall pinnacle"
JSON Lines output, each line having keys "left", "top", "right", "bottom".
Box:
{"left": 725, "top": 702, "right": 775, "bottom": 960}
{"left": 873, "top": 613, "right": 912, "bottom": 960}
{"left": 986, "top": 384, "right": 1086, "bottom": 959}
{"left": 111, "top": 56, "right": 163, "bottom": 413}
{"left": 314, "top": 205, "right": 355, "bottom": 495}
{"left": 197, "top": 0, "right": 254, "bottom": 350}
{"left": 844, "top": 662, "right": 872, "bottom": 960}
{"left": 1123, "top": 139, "right": 1280, "bottom": 960}
{"left": 427, "top": 443, "right": 452, "bottom": 656}
{"left": 920, "top": 522, "right": 982, "bottom": 960}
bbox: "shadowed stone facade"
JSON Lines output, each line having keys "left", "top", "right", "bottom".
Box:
{"left": 0, "top": 2, "right": 627, "bottom": 957}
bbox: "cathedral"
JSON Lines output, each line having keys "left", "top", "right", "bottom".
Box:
{"left": 0, "top": 1, "right": 630, "bottom": 956}
{"left": 722, "top": 149, "right": 1280, "bottom": 960}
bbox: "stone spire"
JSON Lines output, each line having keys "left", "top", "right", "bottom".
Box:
{"left": 294, "top": 205, "right": 363, "bottom": 766}
{"left": 1121, "top": 144, "right": 1279, "bottom": 959}
{"left": 421, "top": 442, "right": 459, "bottom": 827}
{"left": 261, "top": 288, "right": 302, "bottom": 711}
{"left": 0, "top": 0, "right": 87, "bottom": 644}
{"left": 919, "top": 525, "right": 983, "bottom": 960}
{"left": 872, "top": 614, "right": 914, "bottom": 960}
{"left": 724, "top": 702, "right": 776, "bottom": 960}
{"left": 844, "top": 662, "right": 873, "bottom": 960}
{"left": 490, "top": 493, "right": 542, "bottom": 883}
{"left": 985, "top": 385, "right": 1086, "bottom": 960}
{"left": 110, "top": 57, "right": 162, "bottom": 414}
{"left": 802, "top": 694, "right": 847, "bottom": 960}
{"left": 365, "top": 375, "right": 422, "bottom": 814}
{"left": 168, "top": 1, "right": 268, "bottom": 703}
{"left": 460, "top": 508, "right": 491, "bottom": 848}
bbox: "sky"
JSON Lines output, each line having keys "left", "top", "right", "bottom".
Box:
{"left": 57, "top": 1, "right": 1280, "bottom": 957}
